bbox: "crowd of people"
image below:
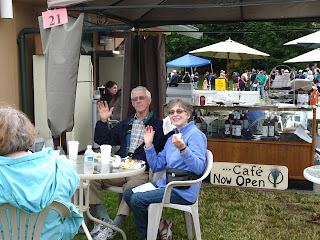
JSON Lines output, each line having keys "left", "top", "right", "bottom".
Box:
{"left": 168, "top": 63, "right": 320, "bottom": 100}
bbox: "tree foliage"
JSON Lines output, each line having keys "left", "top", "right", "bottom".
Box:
{"left": 165, "top": 22, "right": 320, "bottom": 76}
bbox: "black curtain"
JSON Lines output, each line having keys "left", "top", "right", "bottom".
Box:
{"left": 122, "top": 32, "right": 166, "bottom": 120}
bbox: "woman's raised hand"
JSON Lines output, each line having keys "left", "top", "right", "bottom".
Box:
{"left": 172, "top": 134, "right": 186, "bottom": 151}
{"left": 97, "top": 101, "right": 114, "bottom": 123}
{"left": 144, "top": 125, "right": 155, "bottom": 148}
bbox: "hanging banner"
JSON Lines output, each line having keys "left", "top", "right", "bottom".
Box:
{"left": 211, "top": 162, "right": 288, "bottom": 190}
{"left": 215, "top": 78, "right": 226, "bottom": 90}
{"left": 42, "top": 8, "right": 68, "bottom": 29}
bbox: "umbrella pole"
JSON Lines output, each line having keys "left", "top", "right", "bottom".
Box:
{"left": 210, "top": 63, "right": 213, "bottom": 73}
{"left": 227, "top": 52, "right": 230, "bottom": 78}
{"left": 227, "top": 52, "right": 230, "bottom": 89}
{"left": 191, "top": 67, "right": 193, "bottom": 75}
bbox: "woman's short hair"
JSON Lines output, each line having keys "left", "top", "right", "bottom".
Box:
{"left": 131, "top": 86, "right": 151, "bottom": 99}
{"left": 0, "top": 105, "right": 37, "bottom": 156}
{"left": 166, "top": 99, "right": 193, "bottom": 120}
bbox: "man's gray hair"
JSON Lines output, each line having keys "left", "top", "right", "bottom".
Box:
{"left": 131, "top": 86, "right": 151, "bottom": 99}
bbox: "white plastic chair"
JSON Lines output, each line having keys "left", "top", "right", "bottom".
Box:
{"left": 147, "top": 150, "right": 213, "bottom": 240}
{"left": 0, "top": 200, "right": 71, "bottom": 240}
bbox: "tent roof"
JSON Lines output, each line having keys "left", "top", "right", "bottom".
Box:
{"left": 47, "top": 0, "right": 320, "bottom": 28}
{"left": 166, "top": 54, "right": 211, "bottom": 68}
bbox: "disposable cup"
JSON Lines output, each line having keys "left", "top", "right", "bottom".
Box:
{"left": 68, "top": 141, "right": 79, "bottom": 160}
{"left": 100, "top": 144, "right": 112, "bottom": 163}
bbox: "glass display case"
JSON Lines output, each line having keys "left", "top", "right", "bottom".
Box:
{"left": 191, "top": 105, "right": 315, "bottom": 143}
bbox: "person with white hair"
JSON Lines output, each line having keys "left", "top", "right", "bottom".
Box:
{"left": 307, "top": 70, "right": 314, "bottom": 81}
{"left": 295, "top": 70, "right": 305, "bottom": 79}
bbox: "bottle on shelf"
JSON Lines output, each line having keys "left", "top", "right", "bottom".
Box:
{"left": 243, "top": 111, "right": 249, "bottom": 130}
{"left": 240, "top": 112, "right": 244, "bottom": 129}
{"left": 268, "top": 118, "right": 275, "bottom": 137}
{"left": 273, "top": 116, "right": 279, "bottom": 135}
{"left": 84, "top": 145, "right": 94, "bottom": 174}
{"left": 224, "top": 117, "right": 231, "bottom": 138}
{"left": 262, "top": 118, "right": 269, "bottom": 137}
{"left": 234, "top": 114, "right": 242, "bottom": 139}
{"left": 195, "top": 111, "right": 202, "bottom": 131}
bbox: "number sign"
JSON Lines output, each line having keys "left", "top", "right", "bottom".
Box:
{"left": 42, "top": 8, "right": 68, "bottom": 29}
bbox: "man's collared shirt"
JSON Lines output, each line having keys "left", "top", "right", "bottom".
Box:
{"left": 129, "top": 114, "right": 146, "bottom": 154}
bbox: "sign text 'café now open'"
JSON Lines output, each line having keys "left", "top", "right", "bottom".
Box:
{"left": 210, "top": 162, "right": 288, "bottom": 190}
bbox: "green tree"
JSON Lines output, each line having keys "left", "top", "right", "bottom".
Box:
{"left": 165, "top": 22, "right": 320, "bottom": 76}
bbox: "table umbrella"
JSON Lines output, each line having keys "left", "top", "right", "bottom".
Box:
{"left": 284, "top": 48, "right": 320, "bottom": 63}
{"left": 189, "top": 38, "right": 269, "bottom": 77}
{"left": 284, "top": 31, "right": 320, "bottom": 49}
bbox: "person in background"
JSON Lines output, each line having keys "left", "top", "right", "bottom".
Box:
{"left": 183, "top": 72, "right": 191, "bottom": 83}
{"left": 204, "top": 71, "right": 210, "bottom": 82}
{"left": 256, "top": 70, "right": 267, "bottom": 100}
{"left": 170, "top": 70, "right": 179, "bottom": 85}
{"left": 202, "top": 79, "right": 210, "bottom": 90}
{"left": 295, "top": 69, "right": 305, "bottom": 79}
{"left": 219, "top": 71, "right": 228, "bottom": 90}
{"left": 311, "top": 63, "right": 318, "bottom": 74}
{"left": 232, "top": 72, "right": 239, "bottom": 91}
{"left": 283, "top": 69, "right": 290, "bottom": 76}
{"left": 306, "top": 70, "right": 314, "bottom": 81}
{"left": 238, "top": 74, "right": 247, "bottom": 91}
{"left": 101, "top": 81, "right": 118, "bottom": 106}
{"left": 290, "top": 67, "right": 297, "bottom": 80}
{"left": 209, "top": 72, "right": 216, "bottom": 90}
{"left": 193, "top": 72, "right": 199, "bottom": 90}
{"left": 315, "top": 69, "right": 320, "bottom": 85}
{"left": 178, "top": 70, "right": 183, "bottom": 83}
{"left": 109, "top": 88, "right": 122, "bottom": 121}
{"left": 250, "top": 69, "right": 257, "bottom": 91}
{"left": 123, "top": 99, "right": 207, "bottom": 240}
{"left": 91, "top": 86, "right": 167, "bottom": 240}
{"left": 0, "top": 105, "right": 82, "bottom": 240}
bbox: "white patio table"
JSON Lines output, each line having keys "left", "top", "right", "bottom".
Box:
{"left": 71, "top": 157, "right": 146, "bottom": 240}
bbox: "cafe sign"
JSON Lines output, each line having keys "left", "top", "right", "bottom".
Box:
{"left": 210, "top": 162, "right": 288, "bottom": 190}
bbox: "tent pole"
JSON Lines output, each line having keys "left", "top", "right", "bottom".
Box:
{"left": 210, "top": 63, "right": 213, "bottom": 73}
{"left": 191, "top": 67, "right": 193, "bottom": 75}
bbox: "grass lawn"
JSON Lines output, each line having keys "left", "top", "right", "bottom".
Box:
{"left": 72, "top": 186, "right": 320, "bottom": 240}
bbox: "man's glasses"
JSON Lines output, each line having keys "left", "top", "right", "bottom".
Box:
{"left": 168, "top": 109, "right": 186, "bottom": 115}
{"left": 132, "top": 96, "right": 147, "bottom": 102}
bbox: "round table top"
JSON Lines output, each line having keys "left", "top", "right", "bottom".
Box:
{"left": 78, "top": 165, "right": 146, "bottom": 180}
{"left": 303, "top": 165, "right": 320, "bottom": 184}
{"left": 70, "top": 156, "right": 146, "bottom": 180}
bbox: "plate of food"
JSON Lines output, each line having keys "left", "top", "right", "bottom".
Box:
{"left": 121, "top": 159, "right": 145, "bottom": 170}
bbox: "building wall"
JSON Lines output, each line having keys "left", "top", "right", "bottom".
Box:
{"left": 0, "top": 1, "right": 45, "bottom": 121}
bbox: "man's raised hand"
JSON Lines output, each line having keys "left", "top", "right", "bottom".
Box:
{"left": 97, "top": 101, "right": 114, "bottom": 123}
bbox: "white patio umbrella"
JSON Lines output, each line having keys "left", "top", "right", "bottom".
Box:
{"left": 284, "top": 31, "right": 320, "bottom": 49}
{"left": 189, "top": 38, "right": 269, "bottom": 77}
{"left": 284, "top": 48, "right": 320, "bottom": 63}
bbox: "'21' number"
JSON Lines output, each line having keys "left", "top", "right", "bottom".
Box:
{"left": 49, "top": 14, "right": 61, "bottom": 26}
{"left": 42, "top": 8, "right": 67, "bottom": 29}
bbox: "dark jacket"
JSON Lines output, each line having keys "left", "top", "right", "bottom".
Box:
{"left": 94, "top": 114, "right": 167, "bottom": 166}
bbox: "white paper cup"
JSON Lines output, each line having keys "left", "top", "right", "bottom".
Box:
{"left": 68, "top": 141, "right": 79, "bottom": 160}
{"left": 100, "top": 144, "right": 112, "bottom": 163}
